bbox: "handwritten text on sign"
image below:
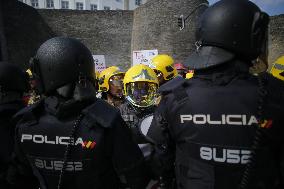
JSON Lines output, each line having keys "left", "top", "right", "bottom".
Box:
{"left": 93, "top": 55, "right": 106, "bottom": 73}
{"left": 133, "top": 50, "right": 158, "bottom": 66}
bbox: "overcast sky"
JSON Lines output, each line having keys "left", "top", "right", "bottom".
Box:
{"left": 208, "top": 0, "right": 284, "bottom": 15}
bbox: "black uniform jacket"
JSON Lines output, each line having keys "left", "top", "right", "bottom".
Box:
{"left": 149, "top": 63, "right": 284, "bottom": 189}
{"left": 0, "top": 102, "right": 24, "bottom": 188}
{"left": 8, "top": 96, "right": 148, "bottom": 189}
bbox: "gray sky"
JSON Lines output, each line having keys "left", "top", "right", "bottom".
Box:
{"left": 208, "top": 0, "right": 284, "bottom": 15}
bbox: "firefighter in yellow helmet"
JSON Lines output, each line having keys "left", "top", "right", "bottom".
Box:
{"left": 92, "top": 70, "right": 102, "bottom": 98}
{"left": 150, "top": 54, "right": 177, "bottom": 86}
{"left": 123, "top": 64, "right": 158, "bottom": 108}
{"left": 174, "top": 63, "right": 187, "bottom": 78}
{"left": 118, "top": 64, "right": 160, "bottom": 189}
{"left": 186, "top": 70, "right": 194, "bottom": 79}
{"left": 270, "top": 56, "right": 284, "bottom": 81}
{"left": 25, "top": 69, "right": 41, "bottom": 105}
{"left": 93, "top": 70, "right": 99, "bottom": 89}
{"left": 98, "top": 66, "right": 125, "bottom": 107}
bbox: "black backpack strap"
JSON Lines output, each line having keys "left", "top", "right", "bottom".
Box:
{"left": 82, "top": 98, "right": 120, "bottom": 128}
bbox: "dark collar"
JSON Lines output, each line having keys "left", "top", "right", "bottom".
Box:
{"left": 44, "top": 96, "right": 96, "bottom": 118}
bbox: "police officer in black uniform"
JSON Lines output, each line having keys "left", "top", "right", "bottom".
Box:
{"left": 147, "top": 0, "right": 284, "bottom": 189}
{"left": 8, "top": 37, "right": 148, "bottom": 189}
{"left": 0, "top": 62, "right": 29, "bottom": 188}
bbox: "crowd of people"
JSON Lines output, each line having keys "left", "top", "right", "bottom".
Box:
{"left": 0, "top": 0, "right": 284, "bottom": 189}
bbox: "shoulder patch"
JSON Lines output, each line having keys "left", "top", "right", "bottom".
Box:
{"left": 83, "top": 98, "right": 120, "bottom": 128}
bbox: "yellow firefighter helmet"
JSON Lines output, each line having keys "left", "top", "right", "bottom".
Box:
{"left": 149, "top": 54, "right": 177, "bottom": 81}
{"left": 186, "top": 70, "right": 194, "bottom": 79}
{"left": 98, "top": 66, "right": 125, "bottom": 92}
{"left": 124, "top": 64, "right": 158, "bottom": 107}
{"left": 270, "top": 56, "right": 284, "bottom": 81}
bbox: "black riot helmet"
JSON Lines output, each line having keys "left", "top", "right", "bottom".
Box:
{"left": 31, "top": 37, "right": 94, "bottom": 94}
{"left": 0, "top": 62, "right": 29, "bottom": 93}
{"left": 185, "top": 0, "right": 269, "bottom": 70}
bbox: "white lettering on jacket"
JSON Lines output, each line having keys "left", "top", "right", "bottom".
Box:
{"left": 180, "top": 114, "right": 258, "bottom": 126}
{"left": 200, "top": 147, "right": 251, "bottom": 164}
{"left": 21, "top": 134, "right": 84, "bottom": 146}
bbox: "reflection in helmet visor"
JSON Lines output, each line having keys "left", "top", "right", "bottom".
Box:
{"left": 109, "top": 74, "right": 124, "bottom": 87}
{"left": 109, "top": 74, "right": 124, "bottom": 98}
{"left": 273, "top": 63, "right": 284, "bottom": 71}
{"left": 126, "top": 82, "right": 157, "bottom": 107}
{"left": 109, "top": 79, "right": 123, "bottom": 87}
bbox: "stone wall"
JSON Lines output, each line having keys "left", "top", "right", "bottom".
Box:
{"left": 268, "top": 14, "right": 284, "bottom": 69}
{"left": 38, "top": 9, "right": 134, "bottom": 70}
{"left": 38, "top": 0, "right": 208, "bottom": 69}
{"left": 132, "top": 0, "right": 208, "bottom": 64}
{"left": 1, "top": 0, "right": 284, "bottom": 71}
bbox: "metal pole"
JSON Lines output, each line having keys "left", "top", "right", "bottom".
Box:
{"left": 179, "top": 3, "right": 209, "bottom": 31}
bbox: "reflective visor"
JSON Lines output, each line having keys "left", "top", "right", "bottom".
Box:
{"left": 109, "top": 74, "right": 124, "bottom": 87}
{"left": 126, "top": 82, "right": 157, "bottom": 107}
{"left": 273, "top": 63, "right": 284, "bottom": 71}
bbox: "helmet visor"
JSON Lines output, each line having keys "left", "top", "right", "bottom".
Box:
{"left": 109, "top": 74, "right": 124, "bottom": 87}
{"left": 126, "top": 82, "right": 157, "bottom": 107}
{"left": 271, "top": 63, "right": 284, "bottom": 79}
{"left": 273, "top": 63, "right": 284, "bottom": 71}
